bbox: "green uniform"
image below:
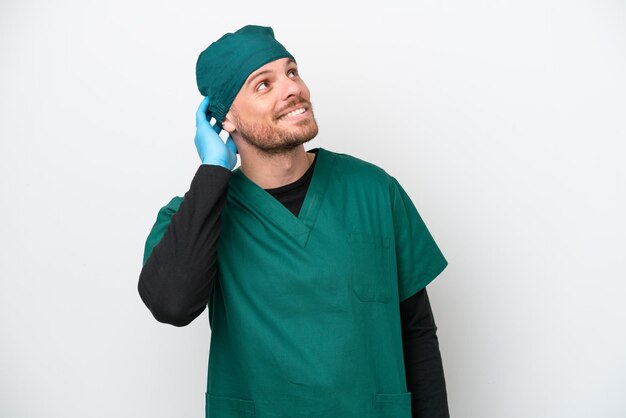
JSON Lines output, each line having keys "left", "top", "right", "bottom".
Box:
{"left": 146, "top": 148, "right": 448, "bottom": 418}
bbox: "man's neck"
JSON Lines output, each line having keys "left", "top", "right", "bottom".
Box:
{"left": 238, "top": 144, "right": 315, "bottom": 189}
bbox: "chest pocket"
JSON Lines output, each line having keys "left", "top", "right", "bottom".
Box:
{"left": 348, "top": 232, "right": 392, "bottom": 303}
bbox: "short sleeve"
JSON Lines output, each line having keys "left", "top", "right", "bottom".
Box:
{"left": 389, "top": 177, "right": 448, "bottom": 302}
{"left": 142, "top": 196, "right": 184, "bottom": 266}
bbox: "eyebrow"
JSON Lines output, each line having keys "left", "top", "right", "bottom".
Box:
{"left": 246, "top": 59, "right": 297, "bottom": 88}
{"left": 246, "top": 70, "right": 271, "bottom": 88}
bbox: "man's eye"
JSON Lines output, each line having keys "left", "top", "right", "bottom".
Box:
{"left": 257, "top": 81, "right": 268, "bottom": 91}
{"left": 288, "top": 69, "right": 298, "bottom": 77}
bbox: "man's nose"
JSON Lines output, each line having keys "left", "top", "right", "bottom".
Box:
{"left": 280, "top": 75, "right": 302, "bottom": 100}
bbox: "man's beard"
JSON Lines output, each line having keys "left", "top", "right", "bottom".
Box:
{"left": 232, "top": 100, "right": 319, "bottom": 155}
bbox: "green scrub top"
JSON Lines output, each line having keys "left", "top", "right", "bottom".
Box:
{"left": 144, "top": 148, "right": 448, "bottom": 418}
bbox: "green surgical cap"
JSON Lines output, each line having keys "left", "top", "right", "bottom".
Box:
{"left": 195, "top": 25, "right": 295, "bottom": 129}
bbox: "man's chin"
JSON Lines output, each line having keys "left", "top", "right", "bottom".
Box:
{"left": 236, "top": 117, "right": 319, "bottom": 155}
{"left": 262, "top": 135, "right": 316, "bottom": 155}
{"left": 275, "top": 119, "right": 319, "bottom": 145}
{"left": 246, "top": 132, "right": 317, "bottom": 155}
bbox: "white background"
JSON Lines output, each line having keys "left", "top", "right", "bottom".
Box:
{"left": 1, "top": 1, "right": 625, "bottom": 417}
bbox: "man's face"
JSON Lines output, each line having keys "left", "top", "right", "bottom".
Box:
{"left": 224, "top": 57, "right": 318, "bottom": 154}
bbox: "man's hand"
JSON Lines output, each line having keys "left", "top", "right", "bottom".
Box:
{"left": 194, "top": 96, "right": 238, "bottom": 170}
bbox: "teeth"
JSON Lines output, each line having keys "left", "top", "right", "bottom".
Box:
{"left": 281, "top": 108, "right": 305, "bottom": 119}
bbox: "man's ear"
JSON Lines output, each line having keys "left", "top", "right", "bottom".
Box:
{"left": 221, "top": 111, "right": 236, "bottom": 134}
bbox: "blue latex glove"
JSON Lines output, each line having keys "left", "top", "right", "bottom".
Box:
{"left": 194, "top": 96, "right": 237, "bottom": 169}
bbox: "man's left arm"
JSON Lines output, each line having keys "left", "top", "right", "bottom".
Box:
{"left": 400, "top": 288, "right": 450, "bottom": 418}
{"left": 388, "top": 175, "right": 450, "bottom": 417}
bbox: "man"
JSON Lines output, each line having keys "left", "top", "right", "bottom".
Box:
{"left": 138, "top": 25, "right": 450, "bottom": 418}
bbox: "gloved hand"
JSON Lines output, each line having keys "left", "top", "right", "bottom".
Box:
{"left": 194, "top": 96, "right": 238, "bottom": 170}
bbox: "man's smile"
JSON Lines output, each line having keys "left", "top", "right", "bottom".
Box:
{"left": 278, "top": 106, "right": 309, "bottom": 121}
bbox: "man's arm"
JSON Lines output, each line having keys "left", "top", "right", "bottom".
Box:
{"left": 400, "top": 288, "right": 450, "bottom": 418}
{"left": 138, "top": 165, "right": 232, "bottom": 327}
{"left": 138, "top": 96, "right": 238, "bottom": 326}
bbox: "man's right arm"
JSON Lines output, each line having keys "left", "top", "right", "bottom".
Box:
{"left": 137, "top": 164, "right": 232, "bottom": 327}
{"left": 139, "top": 95, "right": 237, "bottom": 326}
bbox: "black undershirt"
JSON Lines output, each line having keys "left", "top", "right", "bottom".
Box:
{"left": 138, "top": 148, "right": 449, "bottom": 417}
{"left": 263, "top": 150, "right": 317, "bottom": 216}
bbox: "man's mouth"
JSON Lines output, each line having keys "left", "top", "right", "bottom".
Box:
{"left": 279, "top": 107, "right": 307, "bottom": 120}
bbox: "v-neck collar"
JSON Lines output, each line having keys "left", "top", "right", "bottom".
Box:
{"left": 228, "top": 147, "right": 336, "bottom": 248}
